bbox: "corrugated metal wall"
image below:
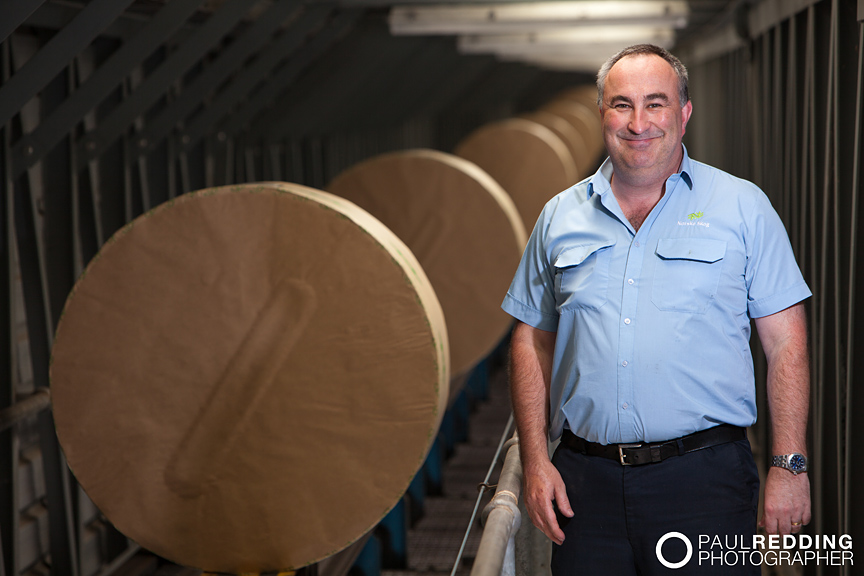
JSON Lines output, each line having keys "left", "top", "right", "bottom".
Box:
{"left": 686, "top": 1, "right": 862, "bottom": 574}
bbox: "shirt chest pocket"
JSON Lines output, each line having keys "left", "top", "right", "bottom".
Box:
{"left": 554, "top": 241, "right": 615, "bottom": 311}
{"left": 651, "top": 238, "right": 727, "bottom": 314}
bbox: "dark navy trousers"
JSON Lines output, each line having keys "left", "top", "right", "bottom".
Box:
{"left": 550, "top": 437, "right": 761, "bottom": 575}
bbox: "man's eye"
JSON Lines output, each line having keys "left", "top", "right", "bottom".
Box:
{"left": 614, "top": 104, "right": 631, "bottom": 110}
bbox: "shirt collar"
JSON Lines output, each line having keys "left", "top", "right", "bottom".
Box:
{"left": 587, "top": 144, "right": 694, "bottom": 199}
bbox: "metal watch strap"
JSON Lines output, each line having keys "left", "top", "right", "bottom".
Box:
{"left": 771, "top": 453, "right": 808, "bottom": 474}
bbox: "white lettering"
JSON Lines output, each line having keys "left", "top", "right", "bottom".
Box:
{"left": 840, "top": 534, "right": 853, "bottom": 550}
{"left": 752, "top": 534, "right": 765, "bottom": 549}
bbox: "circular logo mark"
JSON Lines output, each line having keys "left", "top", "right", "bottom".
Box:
{"left": 656, "top": 532, "right": 693, "bottom": 569}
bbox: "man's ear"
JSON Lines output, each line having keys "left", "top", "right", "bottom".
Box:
{"left": 681, "top": 100, "right": 693, "bottom": 134}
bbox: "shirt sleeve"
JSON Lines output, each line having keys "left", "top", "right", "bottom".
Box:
{"left": 744, "top": 189, "right": 811, "bottom": 318}
{"left": 501, "top": 204, "right": 560, "bottom": 332}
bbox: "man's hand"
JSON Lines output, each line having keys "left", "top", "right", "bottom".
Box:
{"left": 509, "top": 321, "right": 568, "bottom": 543}
{"left": 759, "top": 467, "right": 811, "bottom": 535}
{"left": 522, "top": 457, "right": 573, "bottom": 545}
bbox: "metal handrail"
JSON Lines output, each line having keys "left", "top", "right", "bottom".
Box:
{"left": 470, "top": 433, "right": 522, "bottom": 576}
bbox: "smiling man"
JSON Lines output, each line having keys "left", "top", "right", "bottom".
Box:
{"left": 502, "top": 44, "right": 811, "bottom": 575}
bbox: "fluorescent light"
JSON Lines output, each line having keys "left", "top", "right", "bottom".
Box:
{"left": 389, "top": 1, "right": 689, "bottom": 35}
{"left": 458, "top": 27, "right": 676, "bottom": 54}
{"left": 497, "top": 52, "right": 611, "bottom": 72}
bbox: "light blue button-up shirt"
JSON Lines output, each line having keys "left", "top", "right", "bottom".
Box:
{"left": 502, "top": 146, "right": 811, "bottom": 445}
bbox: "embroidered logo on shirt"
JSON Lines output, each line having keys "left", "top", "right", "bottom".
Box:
{"left": 679, "top": 211, "right": 710, "bottom": 228}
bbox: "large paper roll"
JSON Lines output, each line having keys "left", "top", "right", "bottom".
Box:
{"left": 50, "top": 183, "right": 449, "bottom": 573}
{"left": 554, "top": 85, "right": 602, "bottom": 121}
{"left": 454, "top": 118, "right": 577, "bottom": 231}
{"left": 520, "top": 110, "right": 590, "bottom": 180}
{"left": 539, "top": 99, "right": 605, "bottom": 161}
{"left": 328, "top": 149, "right": 526, "bottom": 379}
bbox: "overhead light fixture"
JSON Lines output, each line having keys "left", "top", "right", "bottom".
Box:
{"left": 389, "top": 1, "right": 689, "bottom": 36}
{"left": 496, "top": 51, "right": 612, "bottom": 72}
{"left": 458, "top": 26, "right": 676, "bottom": 55}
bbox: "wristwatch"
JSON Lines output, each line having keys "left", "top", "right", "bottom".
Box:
{"left": 771, "top": 453, "right": 808, "bottom": 475}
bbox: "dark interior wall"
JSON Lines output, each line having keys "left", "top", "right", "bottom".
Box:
{"left": 686, "top": 2, "right": 863, "bottom": 572}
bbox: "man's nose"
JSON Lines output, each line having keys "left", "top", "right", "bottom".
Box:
{"left": 628, "top": 108, "right": 649, "bottom": 134}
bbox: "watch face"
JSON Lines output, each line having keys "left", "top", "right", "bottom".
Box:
{"left": 789, "top": 454, "right": 807, "bottom": 471}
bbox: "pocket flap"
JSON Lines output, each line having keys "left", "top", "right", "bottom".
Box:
{"left": 656, "top": 238, "right": 727, "bottom": 263}
{"left": 554, "top": 241, "right": 616, "bottom": 268}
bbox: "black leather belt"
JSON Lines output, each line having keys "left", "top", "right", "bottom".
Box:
{"left": 560, "top": 424, "right": 746, "bottom": 466}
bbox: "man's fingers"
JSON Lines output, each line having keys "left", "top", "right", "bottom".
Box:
{"left": 554, "top": 485, "right": 574, "bottom": 518}
{"left": 542, "top": 502, "right": 566, "bottom": 545}
{"left": 761, "top": 469, "right": 811, "bottom": 535}
{"left": 759, "top": 515, "right": 777, "bottom": 534}
{"left": 523, "top": 461, "right": 571, "bottom": 544}
{"left": 527, "top": 499, "right": 564, "bottom": 545}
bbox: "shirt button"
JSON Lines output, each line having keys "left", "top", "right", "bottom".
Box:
{"left": 622, "top": 360, "right": 628, "bottom": 367}
{"left": 624, "top": 318, "right": 631, "bottom": 325}
{"left": 628, "top": 279, "right": 634, "bottom": 285}
{"left": 622, "top": 403, "right": 629, "bottom": 410}
{"left": 635, "top": 241, "right": 641, "bottom": 247}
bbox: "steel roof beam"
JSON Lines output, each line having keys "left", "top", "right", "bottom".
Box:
{"left": 173, "top": 6, "right": 335, "bottom": 149}
{"left": 212, "top": 10, "right": 362, "bottom": 140}
{"left": 0, "top": 0, "right": 47, "bottom": 43}
{"left": 443, "top": 62, "right": 544, "bottom": 119}
{"left": 253, "top": 17, "right": 427, "bottom": 139}
{"left": 10, "top": 0, "right": 205, "bottom": 180}
{"left": 0, "top": 0, "right": 137, "bottom": 129}
{"left": 76, "top": 0, "right": 264, "bottom": 167}
{"left": 352, "top": 40, "right": 461, "bottom": 131}
{"left": 175, "top": 5, "right": 337, "bottom": 149}
{"left": 133, "top": 0, "right": 304, "bottom": 157}
{"left": 412, "top": 55, "right": 497, "bottom": 118}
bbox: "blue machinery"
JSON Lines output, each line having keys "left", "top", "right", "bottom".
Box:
{"left": 350, "top": 357, "right": 493, "bottom": 576}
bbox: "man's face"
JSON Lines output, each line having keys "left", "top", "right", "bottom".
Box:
{"left": 600, "top": 54, "right": 692, "bottom": 181}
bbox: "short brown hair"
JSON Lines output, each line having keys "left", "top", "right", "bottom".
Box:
{"left": 596, "top": 44, "right": 689, "bottom": 107}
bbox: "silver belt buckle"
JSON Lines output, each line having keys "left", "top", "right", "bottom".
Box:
{"left": 618, "top": 443, "right": 642, "bottom": 465}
